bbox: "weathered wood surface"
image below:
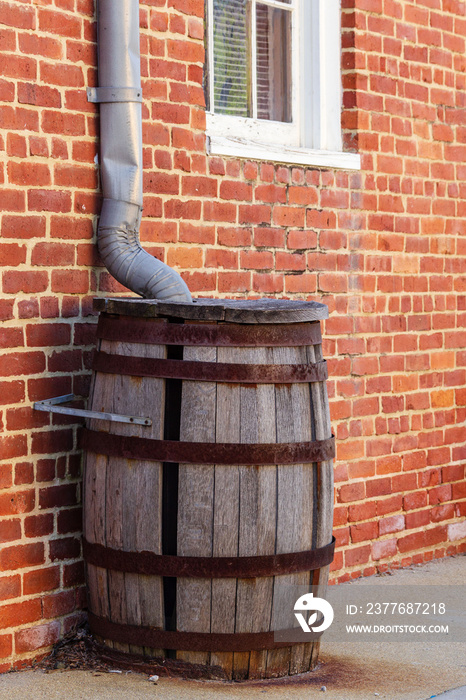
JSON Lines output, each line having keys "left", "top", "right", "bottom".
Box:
{"left": 234, "top": 346, "right": 276, "bottom": 680}
{"left": 210, "top": 345, "right": 241, "bottom": 677}
{"left": 84, "top": 338, "right": 166, "bottom": 657}
{"left": 83, "top": 335, "right": 113, "bottom": 651}
{"left": 93, "top": 297, "right": 329, "bottom": 324}
{"left": 265, "top": 346, "right": 316, "bottom": 677}
{"left": 176, "top": 344, "right": 217, "bottom": 666}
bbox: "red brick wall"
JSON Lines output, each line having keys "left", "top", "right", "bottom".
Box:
{"left": 1, "top": 0, "right": 466, "bottom": 669}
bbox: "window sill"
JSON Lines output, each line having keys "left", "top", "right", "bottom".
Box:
{"left": 206, "top": 134, "right": 361, "bottom": 171}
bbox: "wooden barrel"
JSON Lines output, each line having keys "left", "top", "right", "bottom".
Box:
{"left": 83, "top": 298, "right": 335, "bottom": 679}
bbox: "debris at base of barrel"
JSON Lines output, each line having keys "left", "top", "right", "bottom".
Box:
{"left": 34, "top": 623, "right": 228, "bottom": 680}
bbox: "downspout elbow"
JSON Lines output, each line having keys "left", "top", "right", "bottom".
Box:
{"left": 98, "top": 198, "right": 192, "bottom": 303}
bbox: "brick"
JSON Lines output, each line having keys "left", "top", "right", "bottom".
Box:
{"left": 428, "top": 485, "right": 452, "bottom": 505}
{"left": 38, "top": 8, "right": 82, "bottom": 37}
{"left": 39, "top": 484, "right": 77, "bottom": 510}
{"left": 372, "top": 538, "right": 397, "bottom": 560}
{"left": 66, "top": 40, "right": 96, "bottom": 66}
{"left": 23, "top": 567, "right": 60, "bottom": 596}
{"left": 0, "top": 599, "right": 41, "bottom": 629}
{"left": 252, "top": 273, "right": 283, "bottom": 294}
{"left": 26, "top": 323, "right": 71, "bottom": 348}
{"left": 48, "top": 349, "right": 82, "bottom": 373}
{"left": 49, "top": 537, "right": 81, "bottom": 562}
{"left": 405, "top": 509, "right": 430, "bottom": 530}
{"left": 240, "top": 250, "right": 273, "bottom": 270}
{"left": 54, "top": 164, "right": 96, "bottom": 189}
{"left": 0, "top": 436, "right": 27, "bottom": 461}
{"left": 0, "top": 2, "right": 35, "bottom": 29}
{"left": 275, "top": 252, "right": 306, "bottom": 271}
{"left": 0, "top": 53, "right": 36, "bottom": 81}
{"left": 350, "top": 521, "right": 378, "bottom": 542}
{"left": 0, "top": 327, "right": 23, "bottom": 349}
{"left": 339, "top": 482, "right": 365, "bottom": 503}
{"left": 167, "top": 247, "right": 202, "bottom": 269}
{"left": 0, "top": 381, "right": 25, "bottom": 405}
{"left": 41, "top": 111, "right": 85, "bottom": 137}
{"left": 348, "top": 502, "right": 377, "bottom": 522}
{"left": 51, "top": 270, "right": 89, "bottom": 293}
{"left": 36, "top": 459, "right": 56, "bottom": 483}
{"left": 13, "top": 462, "right": 33, "bottom": 486}
{"left": 63, "top": 561, "right": 85, "bottom": 588}
{"left": 32, "top": 430, "right": 73, "bottom": 454}
{"left": 167, "top": 38, "right": 203, "bottom": 63}
{"left": 50, "top": 216, "right": 93, "bottom": 239}
{"left": 284, "top": 273, "right": 317, "bottom": 294}
{"left": 205, "top": 249, "right": 237, "bottom": 270}
{"left": 0, "top": 465, "right": 13, "bottom": 491}
{"left": 366, "top": 478, "right": 392, "bottom": 498}
{"left": 379, "top": 514, "right": 405, "bottom": 536}
{"left": 452, "top": 482, "right": 466, "bottom": 500}
{"left": 0, "top": 632, "right": 12, "bottom": 660}
{"left": 42, "top": 590, "right": 76, "bottom": 619}
{"left": 218, "top": 271, "right": 251, "bottom": 293}
{"left": 218, "top": 180, "right": 251, "bottom": 201}
{"left": 15, "top": 622, "right": 60, "bottom": 654}
{"left": 2, "top": 215, "right": 46, "bottom": 239}
{"left": 319, "top": 273, "right": 348, "bottom": 293}
{"left": 164, "top": 199, "right": 201, "bottom": 221}
{"left": 3, "top": 271, "right": 48, "bottom": 294}
{"left": 8, "top": 161, "right": 51, "bottom": 187}
{"left": 24, "top": 514, "right": 54, "bottom": 538}
{"left": 345, "top": 545, "right": 371, "bottom": 567}
{"left": 424, "top": 525, "right": 448, "bottom": 548}
{"left": 0, "top": 300, "right": 14, "bottom": 322}
{"left": 375, "top": 495, "right": 401, "bottom": 518}
{"left": 0, "top": 576, "right": 21, "bottom": 603}
{"left": 181, "top": 271, "right": 216, "bottom": 292}
{"left": 430, "top": 504, "right": 455, "bottom": 523}
{"left": 0, "top": 544, "right": 44, "bottom": 573}
{"left": 403, "top": 491, "right": 428, "bottom": 511}
{"left": 273, "top": 206, "right": 305, "bottom": 228}
{"left": 202, "top": 201, "right": 235, "bottom": 223}
{"left": 337, "top": 440, "right": 365, "bottom": 461}
{"left": 448, "top": 521, "right": 466, "bottom": 541}
{"left": 57, "top": 508, "right": 82, "bottom": 534}
{"left": 179, "top": 222, "right": 215, "bottom": 245}
{"left": 334, "top": 527, "right": 350, "bottom": 547}
{"left": 28, "top": 376, "right": 72, "bottom": 402}
{"left": 0, "top": 520, "right": 21, "bottom": 544}
{"left": 398, "top": 531, "right": 427, "bottom": 553}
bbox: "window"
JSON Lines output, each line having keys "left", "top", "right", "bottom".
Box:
{"left": 205, "top": 0, "right": 360, "bottom": 170}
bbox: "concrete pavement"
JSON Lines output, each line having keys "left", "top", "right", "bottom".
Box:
{"left": 0, "top": 554, "right": 464, "bottom": 700}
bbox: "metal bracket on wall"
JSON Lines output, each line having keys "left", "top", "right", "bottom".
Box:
{"left": 33, "top": 394, "right": 152, "bottom": 426}
{"left": 86, "top": 87, "right": 143, "bottom": 103}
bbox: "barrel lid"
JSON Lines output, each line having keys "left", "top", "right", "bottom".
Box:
{"left": 93, "top": 297, "right": 329, "bottom": 324}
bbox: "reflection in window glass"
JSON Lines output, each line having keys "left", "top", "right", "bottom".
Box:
{"left": 256, "top": 4, "right": 292, "bottom": 122}
{"left": 213, "top": 0, "right": 251, "bottom": 117}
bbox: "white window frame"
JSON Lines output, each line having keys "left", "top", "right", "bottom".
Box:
{"left": 206, "top": 0, "right": 361, "bottom": 170}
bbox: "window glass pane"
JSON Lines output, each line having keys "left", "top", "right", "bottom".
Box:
{"left": 256, "top": 3, "right": 292, "bottom": 123}
{"left": 213, "top": 0, "right": 251, "bottom": 117}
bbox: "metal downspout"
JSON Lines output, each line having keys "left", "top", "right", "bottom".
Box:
{"left": 92, "top": 0, "right": 192, "bottom": 303}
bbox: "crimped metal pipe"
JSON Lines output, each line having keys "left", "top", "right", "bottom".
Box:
{"left": 96, "top": 0, "right": 192, "bottom": 302}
